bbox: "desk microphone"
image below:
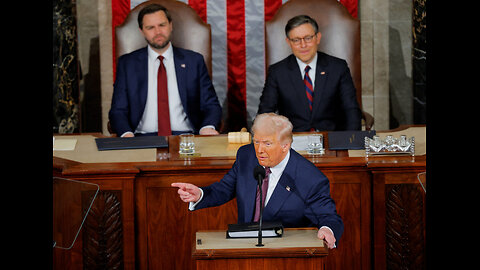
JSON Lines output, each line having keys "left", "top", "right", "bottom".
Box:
{"left": 253, "top": 165, "right": 266, "bottom": 247}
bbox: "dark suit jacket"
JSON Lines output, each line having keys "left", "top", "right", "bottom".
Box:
{"left": 258, "top": 52, "right": 361, "bottom": 131}
{"left": 196, "top": 143, "right": 344, "bottom": 244}
{"left": 109, "top": 46, "right": 222, "bottom": 136}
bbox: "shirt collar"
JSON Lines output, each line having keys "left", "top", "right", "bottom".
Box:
{"left": 147, "top": 42, "right": 173, "bottom": 62}
{"left": 267, "top": 150, "right": 290, "bottom": 178}
{"left": 296, "top": 53, "right": 318, "bottom": 73}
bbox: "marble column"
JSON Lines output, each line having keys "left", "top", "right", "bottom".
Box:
{"left": 412, "top": 0, "right": 426, "bottom": 124}
{"left": 98, "top": 0, "right": 114, "bottom": 135}
{"left": 388, "top": 0, "right": 413, "bottom": 129}
{"left": 360, "top": 0, "right": 391, "bottom": 131}
{"left": 53, "top": 0, "right": 80, "bottom": 133}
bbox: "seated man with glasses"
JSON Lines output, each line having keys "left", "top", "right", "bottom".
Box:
{"left": 257, "top": 15, "right": 361, "bottom": 131}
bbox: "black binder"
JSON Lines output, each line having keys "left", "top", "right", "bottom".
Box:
{"left": 226, "top": 221, "right": 284, "bottom": 238}
{"left": 95, "top": 136, "right": 168, "bottom": 151}
{"left": 327, "top": 130, "right": 376, "bottom": 150}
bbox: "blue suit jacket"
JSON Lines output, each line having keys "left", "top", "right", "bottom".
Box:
{"left": 196, "top": 143, "right": 344, "bottom": 244}
{"left": 258, "top": 52, "right": 361, "bottom": 131}
{"left": 109, "top": 46, "right": 222, "bottom": 135}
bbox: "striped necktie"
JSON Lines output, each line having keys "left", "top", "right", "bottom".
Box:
{"left": 304, "top": 65, "right": 314, "bottom": 111}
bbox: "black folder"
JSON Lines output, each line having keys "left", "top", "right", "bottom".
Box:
{"left": 327, "top": 130, "right": 376, "bottom": 150}
{"left": 226, "top": 221, "right": 283, "bottom": 238}
{"left": 95, "top": 136, "right": 168, "bottom": 151}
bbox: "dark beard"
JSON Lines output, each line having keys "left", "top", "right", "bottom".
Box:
{"left": 146, "top": 35, "right": 171, "bottom": 50}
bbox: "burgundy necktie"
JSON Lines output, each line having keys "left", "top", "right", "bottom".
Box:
{"left": 304, "top": 65, "right": 314, "bottom": 111}
{"left": 253, "top": 167, "right": 271, "bottom": 222}
{"left": 157, "top": 55, "right": 171, "bottom": 136}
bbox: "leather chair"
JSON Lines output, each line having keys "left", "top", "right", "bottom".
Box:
{"left": 265, "top": 0, "right": 374, "bottom": 130}
{"left": 108, "top": 0, "right": 213, "bottom": 134}
{"left": 115, "top": 0, "right": 212, "bottom": 76}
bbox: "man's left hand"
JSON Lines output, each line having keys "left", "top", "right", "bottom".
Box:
{"left": 317, "top": 227, "right": 336, "bottom": 249}
{"left": 199, "top": 127, "right": 219, "bottom": 135}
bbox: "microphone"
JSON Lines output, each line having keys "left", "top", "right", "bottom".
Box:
{"left": 253, "top": 165, "right": 266, "bottom": 247}
{"left": 253, "top": 165, "right": 266, "bottom": 185}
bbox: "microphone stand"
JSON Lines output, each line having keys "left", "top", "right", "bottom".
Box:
{"left": 256, "top": 175, "right": 264, "bottom": 247}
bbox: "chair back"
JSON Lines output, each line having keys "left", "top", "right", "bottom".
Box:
{"left": 265, "top": 0, "right": 361, "bottom": 108}
{"left": 115, "top": 0, "right": 212, "bottom": 76}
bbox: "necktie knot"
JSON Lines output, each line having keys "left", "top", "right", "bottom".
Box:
{"left": 158, "top": 55, "right": 164, "bottom": 62}
{"left": 305, "top": 65, "right": 311, "bottom": 73}
{"left": 264, "top": 167, "right": 271, "bottom": 178}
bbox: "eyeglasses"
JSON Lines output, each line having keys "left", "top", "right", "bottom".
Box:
{"left": 288, "top": 34, "right": 316, "bottom": 45}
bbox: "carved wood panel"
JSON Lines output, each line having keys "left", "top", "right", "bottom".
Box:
{"left": 82, "top": 190, "right": 124, "bottom": 270}
{"left": 385, "top": 184, "right": 425, "bottom": 269}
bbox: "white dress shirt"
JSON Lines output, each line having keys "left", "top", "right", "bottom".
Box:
{"left": 188, "top": 148, "right": 334, "bottom": 246}
{"left": 134, "top": 43, "right": 194, "bottom": 134}
{"left": 187, "top": 152, "right": 291, "bottom": 211}
{"left": 296, "top": 53, "right": 318, "bottom": 88}
{"left": 264, "top": 150, "right": 290, "bottom": 205}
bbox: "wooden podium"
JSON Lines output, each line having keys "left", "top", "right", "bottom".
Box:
{"left": 193, "top": 228, "right": 328, "bottom": 270}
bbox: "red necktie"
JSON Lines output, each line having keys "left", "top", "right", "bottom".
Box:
{"left": 304, "top": 65, "right": 314, "bottom": 111}
{"left": 253, "top": 167, "right": 271, "bottom": 222}
{"left": 157, "top": 55, "right": 171, "bottom": 136}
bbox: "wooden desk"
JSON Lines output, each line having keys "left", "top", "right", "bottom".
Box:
{"left": 193, "top": 228, "right": 328, "bottom": 270}
{"left": 53, "top": 126, "right": 426, "bottom": 270}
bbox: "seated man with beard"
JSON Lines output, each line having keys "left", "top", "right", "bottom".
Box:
{"left": 109, "top": 3, "right": 222, "bottom": 137}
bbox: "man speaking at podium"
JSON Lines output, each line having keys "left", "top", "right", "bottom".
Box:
{"left": 172, "top": 113, "right": 343, "bottom": 249}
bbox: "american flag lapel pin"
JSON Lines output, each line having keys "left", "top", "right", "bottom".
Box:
{"left": 286, "top": 186, "right": 291, "bottom": 192}
{"left": 181, "top": 64, "right": 186, "bottom": 68}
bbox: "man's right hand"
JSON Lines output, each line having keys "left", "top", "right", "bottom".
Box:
{"left": 171, "top": 182, "right": 202, "bottom": 203}
{"left": 120, "top": 131, "right": 135, "bottom": 137}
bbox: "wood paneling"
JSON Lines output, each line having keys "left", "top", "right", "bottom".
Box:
{"left": 385, "top": 184, "right": 425, "bottom": 269}
{"left": 82, "top": 191, "right": 124, "bottom": 269}
{"left": 135, "top": 171, "right": 237, "bottom": 270}
{"left": 197, "top": 257, "right": 325, "bottom": 270}
{"left": 132, "top": 162, "right": 373, "bottom": 270}
{"left": 372, "top": 170, "right": 426, "bottom": 269}
{"left": 322, "top": 170, "right": 371, "bottom": 270}
{"left": 52, "top": 171, "right": 136, "bottom": 270}
{"left": 53, "top": 128, "right": 426, "bottom": 270}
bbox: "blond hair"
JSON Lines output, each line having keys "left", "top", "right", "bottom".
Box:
{"left": 251, "top": 113, "right": 293, "bottom": 144}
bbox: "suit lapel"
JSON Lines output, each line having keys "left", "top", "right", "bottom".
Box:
{"left": 263, "top": 177, "right": 294, "bottom": 220}
{"left": 172, "top": 47, "right": 188, "bottom": 109}
{"left": 311, "top": 52, "right": 328, "bottom": 115}
{"left": 263, "top": 150, "right": 297, "bottom": 220}
{"left": 137, "top": 47, "right": 149, "bottom": 110}
{"left": 286, "top": 55, "right": 312, "bottom": 117}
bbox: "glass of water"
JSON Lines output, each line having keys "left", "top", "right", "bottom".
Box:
{"left": 307, "top": 134, "right": 324, "bottom": 155}
{"left": 179, "top": 133, "right": 195, "bottom": 154}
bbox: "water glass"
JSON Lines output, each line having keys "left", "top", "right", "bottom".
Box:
{"left": 307, "top": 134, "right": 324, "bottom": 154}
{"left": 179, "top": 133, "right": 195, "bottom": 154}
